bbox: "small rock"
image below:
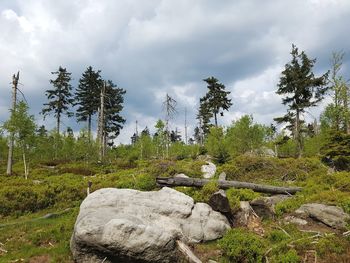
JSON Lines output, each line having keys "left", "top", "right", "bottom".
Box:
{"left": 218, "top": 172, "right": 226, "bottom": 181}
{"left": 250, "top": 195, "right": 290, "bottom": 219}
{"left": 201, "top": 162, "right": 216, "bottom": 179}
{"left": 284, "top": 215, "right": 308, "bottom": 226}
{"left": 32, "top": 180, "right": 42, "bottom": 184}
{"left": 174, "top": 173, "right": 189, "bottom": 178}
{"left": 208, "top": 190, "right": 231, "bottom": 214}
{"left": 295, "top": 203, "right": 350, "bottom": 230}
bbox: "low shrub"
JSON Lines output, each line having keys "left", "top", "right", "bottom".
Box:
{"left": 219, "top": 228, "right": 267, "bottom": 263}
{"left": 226, "top": 188, "right": 260, "bottom": 201}
{"left": 273, "top": 249, "right": 300, "bottom": 263}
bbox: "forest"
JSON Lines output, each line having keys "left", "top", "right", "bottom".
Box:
{"left": 1, "top": 45, "right": 350, "bottom": 262}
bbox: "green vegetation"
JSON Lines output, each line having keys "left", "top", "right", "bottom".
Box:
{"left": 2, "top": 45, "right": 350, "bottom": 262}
{"left": 219, "top": 228, "right": 267, "bottom": 263}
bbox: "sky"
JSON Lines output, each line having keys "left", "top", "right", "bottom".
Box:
{"left": 1, "top": 0, "right": 350, "bottom": 144}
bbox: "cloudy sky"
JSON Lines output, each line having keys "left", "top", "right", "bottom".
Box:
{"left": 1, "top": 0, "right": 350, "bottom": 144}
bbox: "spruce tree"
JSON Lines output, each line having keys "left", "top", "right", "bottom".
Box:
{"left": 274, "top": 45, "right": 329, "bottom": 157}
{"left": 103, "top": 80, "right": 126, "bottom": 146}
{"left": 196, "top": 100, "right": 212, "bottom": 140}
{"left": 42, "top": 66, "right": 74, "bottom": 134}
{"left": 200, "top": 77, "right": 232, "bottom": 126}
{"left": 75, "top": 66, "right": 103, "bottom": 138}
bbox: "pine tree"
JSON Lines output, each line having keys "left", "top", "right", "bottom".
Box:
{"left": 274, "top": 45, "right": 329, "bottom": 157}
{"left": 75, "top": 66, "right": 103, "bottom": 138}
{"left": 200, "top": 77, "right": 232, "bottom": 126}
{"left": 196, "top": 100, "right": 212, "bottom": 140}
{"left": 103, "top": 80, "right": 126, "bottom": 146}
{"left": 42, "top": 66, "right": 74, "bottom": 134}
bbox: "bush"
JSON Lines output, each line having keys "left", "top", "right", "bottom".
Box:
{"left": 274, "top": 249, "right": 300, "bottom": 263}
{"left": 218, "top": 155, "right": 325, "bottom": 182}
{"left": 226, "top": 188, "right": 260, "bottom": 201}
{"left": 200, "top": 181, "right": 219, "bottom": 202}
{"left": 316, "top": 235, "right": 347, "bottom": 256}
{"left": 219, "top": 228, "right": 266, "bottom": 263}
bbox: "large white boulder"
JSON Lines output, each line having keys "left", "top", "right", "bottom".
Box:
{"left": 71, "top": 187, "right": 230, "bottom": 263}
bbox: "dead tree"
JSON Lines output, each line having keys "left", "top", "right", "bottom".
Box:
{"left": 6, "top": 72, "right": 19, "bottom": 175}
{"left": 97, "top": 81, "right": 106, "bottom": 161}
{"left": 156, "top": 177, "right": 302, "bottom": 195}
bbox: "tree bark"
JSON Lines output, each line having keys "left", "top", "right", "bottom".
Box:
{"left": 23, "top": 151, "right": 28, "bottom": 180}
{"left": 57, "top": 113, "right": 60, "bottom": 134}
{"left": 176, "top": 241, "right": 202, "bottom": 263}
{"left": 6, "top": 72, "right": 19, "bottom": 176}
{"left": 156, "top": 177, "right": 302, "bottom": 195}
{"left": 88, "top": 114, "right": 92, "bottom": 141}
{"left": 214, "top": 112, "right": 218, "bottom": 127}
{"left": 295, "top": 109, "right": 302, "bottom": 158}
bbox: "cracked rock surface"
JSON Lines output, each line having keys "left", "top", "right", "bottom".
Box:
{"left": 71, "top": 187, "right": 230, "bottom": 263}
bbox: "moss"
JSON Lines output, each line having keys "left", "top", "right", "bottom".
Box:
{"left": 226, "top": 188, "right": 261, "bottom": 201}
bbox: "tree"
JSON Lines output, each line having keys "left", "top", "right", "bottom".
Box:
{"left": 42, "top": 66, "right": 74, "bottom": 134}
{"left": 3, "top": 101, "right": 36, "bottom": 179}
{"left": 321, "top": 52, "right": 349, "bottom": 133}
{"left": 154, "top": 119, "right": 166, "bottom": 158}
{"left": 226, "top": 115, "right": 268, "bottom": 156}
{"left": 200, "top": 77, "right": 232, "bottom": 127}
{"left": 103, "top": 80, "right": 126, "bottom": 146}
{"left": 75, "top": 66, "right": 103, "bottom": 138}
{"left": 170, "top": 129, "right": 181, "bottom": 142}
{"left": 162, "top": 94, "right": 177, "bottom": 158}
{"left": 196, "top": 101, "right": 212, "bottom": 140}
{"left": 205, "top": 126, "right": 229, "bottom": 163}
{"left": 321, "top": 131, "right": 350, "bottom": 171}
{"left": 274, "top": 45, "right": 329, "bottom": 157}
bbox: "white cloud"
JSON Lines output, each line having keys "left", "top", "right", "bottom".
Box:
{"left": 0, "top": 0, "right": 349, "bottom": 143}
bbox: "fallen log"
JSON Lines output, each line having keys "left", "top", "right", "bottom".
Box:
{"left": 156, "top": 177, "right": 302, "bottom": 195}
{"left": 176, "top": 240, "right": 202, "bottom": 263}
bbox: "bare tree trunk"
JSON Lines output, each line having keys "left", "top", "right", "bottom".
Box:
{"left": 23, "top": 151, "right": 28, "bottom": 180}
{"left": 88, "top": 115, "right": 92, "bottom": 141}
{"left": 98, "top": 82, "right": 106, "bottom": 162}
{"left": 57, "top": 114, "right": 60, "bottom": 134}
{"left": 214, "top": 112, "right": 218, "bottom": 127}
{"left": 156, "top": 177, "right": 302, "bottom": 195}
{"left": 6, "top": 72, "right": 19, "bottom": 176}
{"left": 295, "top": 109, "right": 302, "bottom": 158}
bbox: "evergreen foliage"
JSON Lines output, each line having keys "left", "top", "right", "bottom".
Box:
{"left": 274, "top": 45, "right": 329, "bottom": 157}
{"left": 103, "top": 80, "right": 126, "bottom": 145}
{"left": 75, "top": 66, "right": 103, "bottom": 137}
{"left": 42, "top": 66, "right": 74, "bottom": 134}
{"left": 199, "top": 76, "right": 232, "bottom": 127}
{"left": 321, "top": 131, "right": 350, "bottom": 170}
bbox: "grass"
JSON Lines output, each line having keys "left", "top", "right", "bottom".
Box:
{"left": 0, "top": 208, "right": 78, "bottom": 262}
{"left": 1, "top": 156, "right": 350, "bottom": 262}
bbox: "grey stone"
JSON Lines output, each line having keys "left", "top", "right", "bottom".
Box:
{"left": 174, "top": 173, "right": 189, "bottom": 178}
{"left": 218, "top": 172, "right": 226, "bottom": 181}
{"left": 208, "top": 190, "right": 231, "bottom": 214}
{"left": 295, "top": 203, "right": 350, "bottom": 230}
{"left": 201, "top": 161, "right": 216, "bottom": 179}
{"left": 71, "top": 187, "right": 230, "bottom": 263}
{"left": 250, "top": 195, "right": 290, "bottom": 219}
{"left": 284, "top": 215, "right": 308, "bottom": 226}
